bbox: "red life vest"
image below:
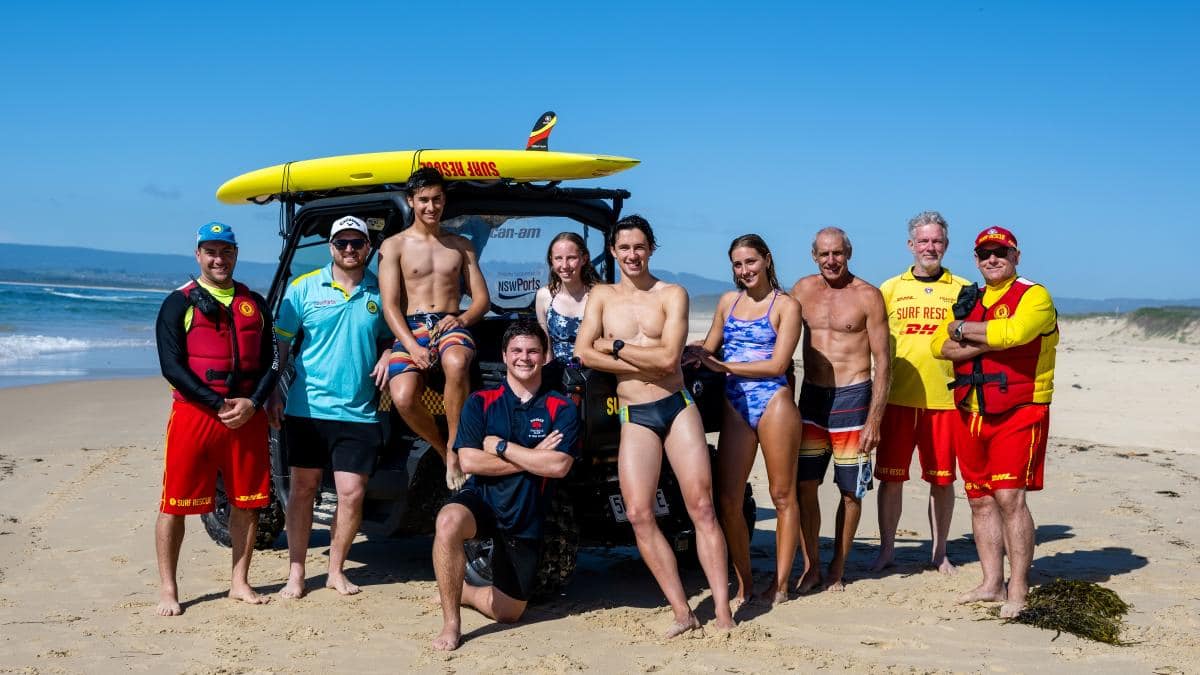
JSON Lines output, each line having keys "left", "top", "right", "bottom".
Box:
{"left": 172, "top": 280, "right": 265, "bottom": 402}
{"left": 951, "top": 278, "right": 1056, "bottom": 415}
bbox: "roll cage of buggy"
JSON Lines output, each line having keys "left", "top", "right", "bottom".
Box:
{"left": 201, "top": 179, "right": 755, "bottom": 599}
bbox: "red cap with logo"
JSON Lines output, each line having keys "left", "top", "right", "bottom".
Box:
{"left": 974, "top": 226, "right": 1018, "bottom": 249}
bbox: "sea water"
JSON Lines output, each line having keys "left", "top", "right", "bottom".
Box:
{"left": 0, "top": 281, "right": 164, "bottom": 388}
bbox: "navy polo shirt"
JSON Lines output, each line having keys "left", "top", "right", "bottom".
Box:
{"left": 452, "top": 381, "right": 580, "bottom": 539}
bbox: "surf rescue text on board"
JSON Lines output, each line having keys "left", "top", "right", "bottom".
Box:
{"left": 419, "top": 160, "right": 500, "bottom": 178}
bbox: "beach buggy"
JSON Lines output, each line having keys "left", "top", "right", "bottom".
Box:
{"left": 201, "top": 115, "right": 756, "bottom": 598}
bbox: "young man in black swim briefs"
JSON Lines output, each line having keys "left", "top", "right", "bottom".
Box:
{"left": 789, "top": 227, "right": 891, "bottom": 592}
{"left": 377, "top": 168, "right": 491, "bottom": 490}
{"left": 431, "top": 320, "right": 579, "bottom": 651}
{"left": 575, "top": 215, "right": 735, "bottom": 637}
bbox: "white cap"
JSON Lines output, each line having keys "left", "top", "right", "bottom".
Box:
{"left": 329, "top": 216, "right": 369, "bottom": 241}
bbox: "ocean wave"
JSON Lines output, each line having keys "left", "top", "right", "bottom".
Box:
{"left": 42, "top": 289, "right": 161, "bottom": 303}
{"left": 0, "top": 335, "right": 155, "bottom": 364}
{"left": 0, "top": 368, "right": 88, "bottom": 377}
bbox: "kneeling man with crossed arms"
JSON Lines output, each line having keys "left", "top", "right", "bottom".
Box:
{"left": 431, "top": 319, "right": 579, "bottom": 651}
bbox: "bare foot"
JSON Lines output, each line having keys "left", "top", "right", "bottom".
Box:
{"left": 934, "top": 556, "right": 957, "bottom": 575}
{"left": 432, "top": 624, "right": 461, "bottom": 651}
{"left": 869, "top": 550, "right": 894, "bottom": 573}
{"left": 793, "top": 569, "right": 822, "bottom": 594}
{"left": 229, "top": 585, "right": 271, "bottom": 605}
{"left": 823, "top": 562, "right": 846, "bottom": 591}
{"left": 445, "top": 464, "right": 467, "bottom": 491}
{"left": 999, "top": 600, "right": 1026, "bottom": 618}
{"left": 279, "top": 576, "right": 307, "bottom": 599}
{"left": 712, "top": 616, "right": 736, "bottom": 631}
{"left": 757, "top": 582, "right": 787, "bottom": 606}
{"left": 156, "top": 586, "right": 182, "bottom": 617}
{"left": 957, "top": 583, "right": 1006, "bottom": 604}
{"left": 664, "top": 614, "right": 702, "bottom": 639}
{"left": 326, "top": 572, "right": 361, "bottom": 596}
{"left": 731, "top": 594, "right": 753, "bottom": 613}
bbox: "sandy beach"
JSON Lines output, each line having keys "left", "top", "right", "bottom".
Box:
{"left": 1, "top": 316, "right": 1198, "bottom": 674}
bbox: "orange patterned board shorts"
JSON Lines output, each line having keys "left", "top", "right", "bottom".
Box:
{"left": 388, "top": 312, "right": 476, "bottom": 378}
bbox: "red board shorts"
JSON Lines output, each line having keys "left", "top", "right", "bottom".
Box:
{"left": 161, "top": 399, "right": 271, "bottom": 515}
{"left": 956, "top": 404, "right": 1049, "bottom": 499}
{"left": 874, "top": 404, "right": 958, "bottom": 485}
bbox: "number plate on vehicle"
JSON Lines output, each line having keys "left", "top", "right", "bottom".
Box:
{"left": 608, "top": 490, "right": 670, "bottom": 523}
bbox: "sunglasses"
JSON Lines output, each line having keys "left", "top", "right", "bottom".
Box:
{"left": 331, "top": 238, "right": 368, "bottom": 251}
{"left": 975, "top": 246, "right": 1012, "bottom": 261}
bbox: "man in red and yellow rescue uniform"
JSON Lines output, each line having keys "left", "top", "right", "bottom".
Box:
{"left": 153, "top": 222, "right": 280, "bottom": 616}
{"left": 932, "top": 225, "right": 1057, "bottom": 618}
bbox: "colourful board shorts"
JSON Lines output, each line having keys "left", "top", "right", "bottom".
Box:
{"left": 161, "top": 399, "right": 270, "bottom": 515}
{"left": 956, "top": 404, "right": 1049, "bottom": 499}
{"left": 874, "top": 404, "right": 958, "bottom": 485}
{"left": 387, "top": 312, "right": 476, "bottom": 378}
{"left": 797, "top": 380, "right": 873, "bottom": 494}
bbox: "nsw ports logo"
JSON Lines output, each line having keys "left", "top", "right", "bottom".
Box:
{"left": 496, "top": 275, "right": 542, "bottom": 301}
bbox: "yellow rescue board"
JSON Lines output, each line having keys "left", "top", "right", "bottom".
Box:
{"left": 216, "top": 149, "right": 639, "bottom": 204}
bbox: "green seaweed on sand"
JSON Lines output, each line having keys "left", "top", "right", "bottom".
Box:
{"left": 1002, "top": 579, "right": 1131, "bottom": 644}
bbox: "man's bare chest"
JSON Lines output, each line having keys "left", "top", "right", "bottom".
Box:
{"left": 604, "top": 295, "right": 665, "bottom": 339}
{"left": 805, "top": 291, "right": 866, "bottom": 334}
{"left": 402, "top": 242, "right": 462, "bottom": 279}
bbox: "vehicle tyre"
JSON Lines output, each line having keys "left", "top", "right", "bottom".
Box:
{"left": 741, "top": 482, "right": 757, "bottom": 541}
{"left": 399, "top": 444, "right": 452, "bottom": 535}
{"left": 463, "top": 490, "right": 579, "bottom": 601}
{"left": 201, "top": 474, "right": 286, "bottom": 550}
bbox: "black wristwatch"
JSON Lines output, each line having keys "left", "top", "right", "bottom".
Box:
{"left": 611, "top": 339, "right": 625, "bottom": 360}
{"left": 495, "top": 438, "right": 509, "bottom": 459}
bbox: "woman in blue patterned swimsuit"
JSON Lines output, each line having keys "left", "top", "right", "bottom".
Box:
{"left": 684, "top": 234, "right": 803, "bottom": 609}
{"left": 535, "top": 232, "right": 600, "bottom": 365}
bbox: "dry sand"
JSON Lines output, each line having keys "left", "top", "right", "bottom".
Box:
{"left": 1, "top": 317, "right": 1198, "bottom": 673}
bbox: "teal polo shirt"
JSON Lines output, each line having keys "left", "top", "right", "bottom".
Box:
{"left": 275, "top": 265, "right": 391, "bottom": 423}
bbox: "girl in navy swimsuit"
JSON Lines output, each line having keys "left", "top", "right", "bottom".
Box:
{"left": 535, "top": 232, "right": 600, "bottom": 365}
{"left": 683, "top": 234, "right": 803, "bottom": 609}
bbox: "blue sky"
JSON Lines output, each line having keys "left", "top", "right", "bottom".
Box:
{"left": 2, "top": 1, "right": 1196, "bottom": 298}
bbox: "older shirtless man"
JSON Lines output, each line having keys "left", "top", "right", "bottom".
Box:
{"left": 576, "top": 215, "right": 734, "bottom": 636}
{"left": 378, "top": 168, "right": 490, "bottom": 490}
{"left": 790, "top": 227, "right": 891, "bottom": 592}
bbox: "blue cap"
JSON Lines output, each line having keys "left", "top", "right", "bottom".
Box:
{"left": 197, "top": 221, "right": 237, "bottom": 246}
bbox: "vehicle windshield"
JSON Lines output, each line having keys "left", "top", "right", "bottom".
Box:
{"left": 283, "top": 214, "right": 608, "bottom": 314}
{"left": 442, "top": 215, "right": 606, "bottom": 311}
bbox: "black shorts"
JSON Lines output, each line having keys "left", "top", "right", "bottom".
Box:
{"left": 284, "top": 415, "right": 382, "bottom": 475}
{"left": 447, "top": 489, "right": 542, "bottom": 602}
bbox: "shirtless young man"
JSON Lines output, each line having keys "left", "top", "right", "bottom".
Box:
{"left": 378, "top": 168, "right": 491, "bottom": 490}
{"left": 789, "top": 227, "right": 891, "bottom": 592}
{"left": 576, "top": 215, "right": 734, "bottom": 637}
